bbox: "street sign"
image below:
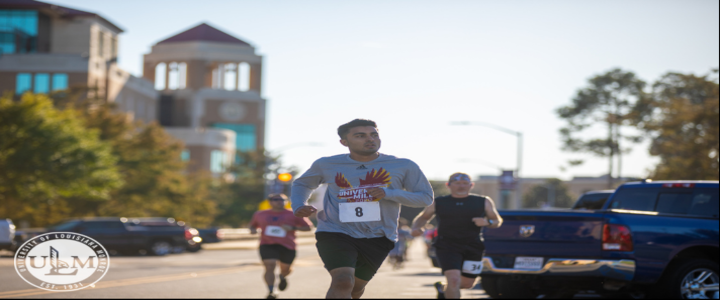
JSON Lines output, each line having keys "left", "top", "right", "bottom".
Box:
{"left": 499, "top": 170, "right": 516, "bottom": 190}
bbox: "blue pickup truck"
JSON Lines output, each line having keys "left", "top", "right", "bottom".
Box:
{"left": 480, "top": 181, "right": 719, "bottom": 299}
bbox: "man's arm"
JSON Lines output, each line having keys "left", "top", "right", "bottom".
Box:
{"left": 410, "top": 201, "right": 436, "bottom": 237}
{"left": 281, "top": 217, "right": 313, "bottom": 232}
{"left": 380, "top": 162, "right": 434, "bottom": 207}
{"left": 472, "top": 197, "right": 503, "bottom": 228}
{"left": 290, "top": 160, "right": 324, "bottom": 216}
{"left": 249, "top": 213, "right": 259, "bottom": 234}
{"left": 485, "top": 197, "right": 503, "bottom": 228}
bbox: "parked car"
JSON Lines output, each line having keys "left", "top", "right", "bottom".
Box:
{"left": 45, "top": 217, "right": 192, "bottom": 256}
{"left": 480, "top": 181, "right": 719, "bottom": 299}
{"left": 0, "top": 219, "right": 16, "bottom": 252}
{"left": 127, "top": 218, "right": 202, "bottom": 253}
{"left": 197, "top": 228, "right": 223, "bottom": 244}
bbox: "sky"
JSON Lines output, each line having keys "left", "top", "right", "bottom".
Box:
{"left": 46, "top": 0, "right": 720, "bottom": 180}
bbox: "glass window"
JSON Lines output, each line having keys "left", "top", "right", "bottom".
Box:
{"left": 608, "top": 188, "right": 660, "bottom": 211}
{"left": 0, "top": 10, "right": 38, "bottom": 54}
{"left": 98, "top": 31, "right": 104, "bottom": 57}
{"left": 212, "top": 123, "right": 256, "bottom": 151}
{"left": 51, "top": 73, "right": 68, "bottom": 91}
{"left": 573, "top": 192, "right": 613, "bottom": 210}
{"left": 210, "top": 150, "right": 228, "bottom": 173}
{"left": 656, "top": 193, "right": 693, "bottom": 215}
{"left": 687, "top": 188, "right": 719, "bottom": 218}
{"left": 238, "top": 62, "right": 250, "bottom": 91}
{"left": 33, "top": 73, "right": 49, "bottom": 93}
{"left": 155, "top": 63, "right": 166, "bottom": 90}
{"left": 15, "top": 73, "right": 31, "bottom": 94}
{"left": 181, "top": 149, "right": 190, "bottom": 161}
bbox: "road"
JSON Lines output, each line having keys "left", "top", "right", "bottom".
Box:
{"left": 0, "top": 237, "right": 488, "bottom": 299}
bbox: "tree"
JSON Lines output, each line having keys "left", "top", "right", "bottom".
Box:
{"left": 51, "top": 89, "right": 217, "bottom": 227}
{"left": 557, "top": 68, "right": 648, "bottom": 188}
{"left": 211, "top": 149, "right": 288, "bottom": 227}
{"left": 522, "top": 179, "right": 574, "bottom": 208}
{"left": 0, "top": 93, "right": 122, "bottom": 226}
{"left": 638, "top": 71, "right": 719, "bottom": 180}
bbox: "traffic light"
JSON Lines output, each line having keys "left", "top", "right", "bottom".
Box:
{"left": 277, "top": 173, "right": 293, "bottom": 182}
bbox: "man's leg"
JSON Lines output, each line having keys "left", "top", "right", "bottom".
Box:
{"left": 327, "top": 267, "right": 356, "bottom": 299}
{"left": 278, "top": 262, "right": 292, "bottom": 291}
{"left": 442, "top": 270, "right": 463, "bottom": 299}
{"left": 350, "top": 277, "right": 370, "bottom": 299}
{"left": 459, "top": 276, "right": 477, "bottom": 289}
{"left": 262, "top": 259, "right": 278, "bottom": 293}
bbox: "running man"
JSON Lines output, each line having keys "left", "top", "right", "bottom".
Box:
{"left": 410, "top": 172, "right": 503, "bottom": 299}
{"left": 250, "top": 193, "right": 314, "bottom": 299}
{"left": 291, "top": 119, "right": 434, "bottom": 299}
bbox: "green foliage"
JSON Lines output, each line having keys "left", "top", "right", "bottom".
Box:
{"left": 0, "top": 93, "right": 122, "bottom": 226}
{"left": 522, "top": 179, "right": 574, "bottom": 208}
{"left": 211, "top": 149, "right": 285, "bottom": 227}
{"left": 641, "top": 71, "right": 719, "bottom": 180}
{"left": 557, "top": 68, "right": 649, "bottom": 187}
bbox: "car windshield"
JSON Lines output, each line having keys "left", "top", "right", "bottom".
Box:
{"left": 573, "top": 193, "right": 613, "bottom": 210}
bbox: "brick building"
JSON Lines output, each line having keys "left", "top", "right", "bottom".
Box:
{"left": 143, "top": 23, "right": 267, "bottom": 174}
{"left": 0, "top": 0, "right": 157, "bottom": 123}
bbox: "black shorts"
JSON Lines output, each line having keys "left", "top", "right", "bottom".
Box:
{"left": 433, "top": 237, "right": 485, "bottom": 278}
{"left": 315, "top": 232, "right": 395, "bottom": 281}
{"left": 259, "top": 244, "right": 296, "bottom": 264}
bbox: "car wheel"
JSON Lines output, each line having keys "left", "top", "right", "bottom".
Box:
{"left": 481, "top": 276, "right": 539, "bottom": 299}
{"left": 653, "top": 258, "right": 719, "bottom": 299}
{"left": 149, "top": 241, "right": 171, "bottom": 256}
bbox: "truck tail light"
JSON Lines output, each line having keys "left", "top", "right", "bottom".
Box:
{"left": 184, "top": 229, "right": 193, "bottom": 240}
{"left": 602, "top": 224, "right": 633, "bottom": 251}
{"left": 662, "top": 183, "right": 695, "bottom": 188}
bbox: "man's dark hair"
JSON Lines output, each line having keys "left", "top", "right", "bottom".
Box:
{"left": 337, "top": 119, "right": 377, "bottom": 139}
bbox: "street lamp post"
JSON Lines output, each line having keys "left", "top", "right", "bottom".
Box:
{"left": 450, "top": 121, "right": 524, "bottom": 209}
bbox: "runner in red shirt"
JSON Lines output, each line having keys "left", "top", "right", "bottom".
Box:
{"left": 250, "top": 193, "right": 313, "bottom": 299}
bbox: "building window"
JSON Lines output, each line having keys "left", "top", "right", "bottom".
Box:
{"left": 33, "top": 73, "right": 49, "bottom": 94}
{"left": 51, "top": 73, "right": 68, "bottom": 91}
{"left": 212, "top": 123, "right": 256, "bottom": 151}
{"left": 0, "top": 10, "right": 38, "bottom": 54}
{"left": 210, "top": 150, "right": 228, "bottom": 173}
{"left": 111, "top": 36, "right": 117, "bottom": 59}
{"left": 97, "top": 31, "right": 104, "bottom": 57}
{"left": 167, "top": 62, "right": 187, "bottom": 90}
{"left": 15, "top": 73, "right": 31, "bottom": 94}
{"left": 224, "top": 63, "right": 236, "bottom": 90}
{"left": 238, "top": 62, "right": 250, "bottom": 91}
{"left": 155, "top": 63, "right": 166, "bottom": 90}
{"left": 181, "top": 149, "right": 190, "bottom": 161}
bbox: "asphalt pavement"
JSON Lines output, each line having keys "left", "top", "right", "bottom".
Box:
{"left": 0, "top": 236, "right": 488, "bottom": 299}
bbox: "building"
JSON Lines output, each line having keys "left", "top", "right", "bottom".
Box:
{"left": 142, "top": 23, "right": 267, "bottom": 174}
{"left": 0, "top": 0, "right": 157, "bottom": 123}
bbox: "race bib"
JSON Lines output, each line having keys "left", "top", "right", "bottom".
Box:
{"left": 339, "top": 201, "right": 381, "bottom": 223}
{"left": 462, "top": 260, "right": 484, "bottom": 274}
{"left": 264, "top": 225, "right": 286, "bottom": 238}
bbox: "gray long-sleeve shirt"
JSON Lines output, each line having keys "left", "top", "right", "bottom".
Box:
{"left": 290, "top": 153, "right": 434, "bottom": 241}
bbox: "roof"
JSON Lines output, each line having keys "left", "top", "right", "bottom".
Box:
{"left": 0, "top": 0, "right": 124, "bottom": 33}
{"left": 156, "top": 23, "right": 251, "bottom": 46}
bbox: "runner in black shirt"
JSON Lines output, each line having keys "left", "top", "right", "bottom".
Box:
{"left": 410, "top": 172, "right": 503, "bottom": 299}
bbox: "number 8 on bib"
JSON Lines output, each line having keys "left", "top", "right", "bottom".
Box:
{"left": 339, "top": 202, "right": 381, "bottom": 223}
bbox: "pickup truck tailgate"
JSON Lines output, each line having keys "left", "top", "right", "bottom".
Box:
{"left": 484, "top": 210, "right": 605, "bottom": 259}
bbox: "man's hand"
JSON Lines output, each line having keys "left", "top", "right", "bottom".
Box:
{"left": 294, "top": 205, "right": 317, "bottom": 217}
{"left": 280, "top": 224, "right": 294, "bottom": 231}
{"left": 249, "top": 227, "right": 257, "bottom": 235}
{"left": 472, "top": 217, "right": 489, "bottom": 227}
{"left": 367, "top": 187, "right": 386, "bottom": 200}
{"left": 410, "top": 227, "right": 424, "bottom": 237}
